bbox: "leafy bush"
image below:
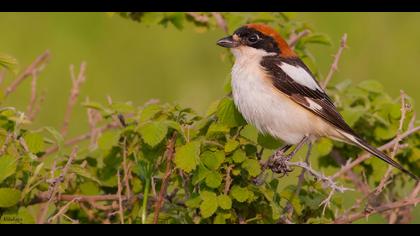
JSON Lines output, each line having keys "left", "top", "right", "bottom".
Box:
{"left": 0, "top": 12, "right": 418, "bottom": 224}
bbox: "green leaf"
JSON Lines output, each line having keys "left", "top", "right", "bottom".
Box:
{"left": 79, "top": 182, "right": 101, "bottom": 195}
{"left": 217, "top": 195, "right": 232, "bottom": 210}
{"left": 140, "top": 104, "right": 162, "bottom": 122}
{"left": 201, "top": 150, "right": 225, "bottom": 170}
{"left": 70, "top": 166, "right": 102, "bottom": 185}
{"left": 341, "top": 106, "right": 364, "bottom": 127}
{"left": 200, "top": 191, "right": 218, "bottom": 218}
{"left": 242, "top": 159, "right": 262, "bottom": 177}
{"left": 206, "top": 123, "right": 229, "bottom": 137}
{"left": 279, "top": 186, "right": 302, "bottom": 215}
{"left": 374, "top": 124, "right": 398, "bottom": 140}
{"left": 0, "top": 155, "right": 17, "bottom": 184}
{"left": 301, "top": 33, "right": 331, "bottom": 46}
{"left": 257, "top": 133, "right": 281, "bottom": 149}
{"left": 224, "top": 139, "right": 239, "bottom": 153}
{"left": 214, "top": 213, "right": 226, "bottom": 224}
{"left": 0, "top": 188, "right": 21, "bottom": 208}
{"left": 138, "top": 121, "right": 168, "bottom": 147}
{"left": 97, "top": 131, "right": 120, "bottom": 150}
{"left": 174, "top": 141, "right": 201, "bottom": 173}
{"left": 0, "top": 53, "right": 18, "bottom": 73}
{"left": 185, "top": 195, "right": 202, "bottom": 209}
{"left": 24, "top": 133, "right": 45, "bottom": 153}
{"left": 216, "top": 98, "right": 246, "bottom": 128}
{"left": 230, "top": 186, "right": 250, "bottom": 203}
{"left": 205, "top": 171, "right": 222, "bottom": 188}
{"left": 232, "top": 149, "right": 247, "bottom": 163}
{"left": 192, "top": 164, "right": 211, "bottom": 185}
{"left": 358, "top": 80, "right": 384, "bottom": 93}
{"left": 314, "top": 138, "right": 333, "bottom": 156}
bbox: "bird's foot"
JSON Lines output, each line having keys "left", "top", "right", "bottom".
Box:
{"left": 268, "top": 152, "right": 294, "bottom": 176}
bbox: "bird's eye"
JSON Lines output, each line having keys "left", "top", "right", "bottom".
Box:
{"left": 247, "top": 34, "right": 259, "bottom": 44}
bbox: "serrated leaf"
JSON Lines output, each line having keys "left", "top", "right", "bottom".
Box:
{"left": 217, "top": 195, "right": 232, "bottom": 210}
{"left": 0, "top": 188, "right": 21, "bottom": 208}
{"left": 230, "top": 186, "right": 249, "bottom": 203}
{"left": 0, "top": 155, "right": 17, "bottom": 184}
{"left": 216, "top": 98, "right": 246, "bottom": 128}
{"left": 301, "top": 33, "right": 331, "bottom": 46}
{"left": 192, "top": 164, "right": 211, "bottom": 185}
{"left": 97, "top": 131, "right": 120, "bottom": 150}
{"left": 206, "top": 123, "right": 229, "bottom": 137}
{"left": 199, "top": 191, "right": 218, "bottom": 218}
{"left": 214, "top": 213, "right": 226, "bottom": 224}
{"left": 201, "top": 150, "right": 225, "bottom": 170}
{"left": 358, "top": 80, "right": 383, "bottom": 93}
{"left": 205, "top": 171, "right": 222, "bottom": 188}
{"left": 242, "top": 159, "right": 261, "bottom": 177}
{"left": 185, "top": 195, "right": 202, "bottom": 209}
{"left": 140, "top": 104, "right": 162, "bottom": 122}
{"left": 138, "top": 121, "right": 168, "bottom": 147}
{"left": 232, "top": 149, "right": 247, "bottom": 163}
{"left": 174, "top": 141, "right": 201, "bottom": 173}
{"left": 24, "top": 133, "right": 45, "bottom": 154}
{"left": 224, "top": 139, "right": 239, "bottom": 153}
{"left": 70, "top": 166, "right": 102, "bottom": 185}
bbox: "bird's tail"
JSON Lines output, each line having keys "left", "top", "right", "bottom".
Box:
{"left": 337, "top": 130, "right": 419, "bottom": 181}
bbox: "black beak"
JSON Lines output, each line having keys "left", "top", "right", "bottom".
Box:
{"left": 217, "top": 35, "right": 240, "bottom": 48}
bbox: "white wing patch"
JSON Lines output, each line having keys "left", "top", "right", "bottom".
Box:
{"left": 307, "top": 98, "right": 323, "bottom": 111}
{"left": 278, "top": 62, "right": 322, "bottom": 91}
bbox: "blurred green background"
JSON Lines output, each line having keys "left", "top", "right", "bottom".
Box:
{"left": 1, "top": 12, "right": 420, "bottom": 138}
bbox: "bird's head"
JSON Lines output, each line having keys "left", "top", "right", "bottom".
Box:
{"left": 217, "top": 24, "right": 297, "bottom": 59}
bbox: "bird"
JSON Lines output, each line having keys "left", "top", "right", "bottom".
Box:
{"left": 216, "top": 23, "right": 418, "bottom": 180}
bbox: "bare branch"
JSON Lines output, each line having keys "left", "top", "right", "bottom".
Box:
{"left": 44, "top": 121, "right": 120, "bottom": 157}
{"left": 334, "top": 197, "right": 420, "bottom": 224}
{"left": 48, "top": 198, "right": 81, "bottom": 223}
{"left": 375, "top": 91, "right": 409, "bottom": 194}
{"left": 153, "top": 132, "right": 177, "bottom": 224}
{"left": 4, "top": 50, "right": 50, "bottom": 98}
{"left": 61, "top": 62, "right": 87, "bottom": 137}
{"left": 116, "top": 170, "right": 124, "bottom": 224}
{"left": 186, "top": 12, "right": 210, "bottom": 24}
{"left": 211, "top": 12, "right": 228, "bottom": 33}
{"left": 287, "top": 160, "right": 352, "bottom": 214}
{"left": 38, "top": 146, "right": 78, "bottom": 224}
{"left": 224, "top": 165, "right": 234, "bottom": 195}
{"left": 287, "top": 29, "right": 311, "bottom": 48}
{"left": 321, "top": 34, "right": 347, "bottom": 88}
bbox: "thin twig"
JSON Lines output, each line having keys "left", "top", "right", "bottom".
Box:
{"left": 44, "top": 122, "right": 119, "bottom": 156}
{"left": 287, "top": 29, "right": 311, "bottom": 48}
{"left": 38, "top": 146, "right": 78, "bottom": 224}
{"left": 48, "top": 198, "right": 81, "bottom": 223}
{"left": 26, "top": 71, "right": 39, "bottom": 121}
{"left": 153, "top": 132, "right": 177, "bottom": 224}
{"left": 321, "top": 34, "right": 347, "bottom": 88}
{"left": 116, "top": 170, "right": 124, "bottom": 224}
{"left": 121, "top": 138, "right": 132, "bottom": 201}
{"left": 224, "top": 165, "right": 234, "bottom": 195}
{"left": 211, "top": 12, "right": 228, "bottom": 33}
{"left": 284, "top": 142, "right": 313, "bottom": 215}
{"left": 375, "top": 91, "right": 409, "bottom": 195}
{"left": 4, "top": 50, "right": 50, "bottom": 98}
{"left": 334, "top": 197, "right": 420, "bottom": 224}
{"left": 0, "top": 69, "right": 6, "bottom": 85}
{"left": 61, "top": 62, "right": 87, "bottom": 137}
{"left": 287, "top": 160, "right": 353, "bottom": 214}
{"left": 186, "top": 12, "right": 210, "bottom": 24}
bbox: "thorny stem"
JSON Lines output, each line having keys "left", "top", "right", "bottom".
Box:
{"left": 321, "top": 33, "right": 347, "bottom": 88}
{"left": 142, "top": 177, "right": 151, "bottom": 224}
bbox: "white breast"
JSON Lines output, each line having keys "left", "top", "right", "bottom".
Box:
{"left": 230, "top": 48, "right": 328, "bottom": 144}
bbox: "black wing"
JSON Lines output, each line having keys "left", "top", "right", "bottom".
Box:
{"left": 260, "top": 56, "right": 355, "bottom": 135}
